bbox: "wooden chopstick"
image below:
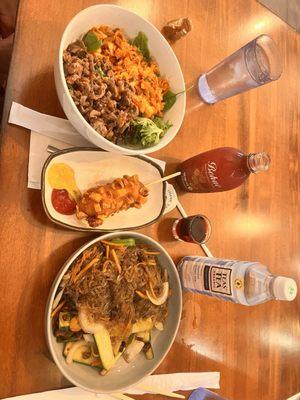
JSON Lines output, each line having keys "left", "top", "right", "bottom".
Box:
{"left": 146, "top": 172, "right": 181, "bottom": 187}
{"left": 112, "top": 394, "right": 136, "bottom": 400}
{"left": 136, "top": 384, "right": 185, "bottom": 399}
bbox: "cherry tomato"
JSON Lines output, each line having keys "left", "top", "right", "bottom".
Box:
{"left": 51, "top": 189, "right": 76, "bottom": 215}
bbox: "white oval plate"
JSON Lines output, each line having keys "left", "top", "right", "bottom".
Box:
{"left": 41, "top": 148, "right": 166, "bottom": 231}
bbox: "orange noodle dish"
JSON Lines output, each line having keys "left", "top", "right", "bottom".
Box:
{"left": 63, "top": 26, "right": 178, "bottom": 147}
{"left": 51, "top": 238, "right": 170, "bottom": 374}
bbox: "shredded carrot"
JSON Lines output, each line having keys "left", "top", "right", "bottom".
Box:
{"left": 111, "top": 249, "right": 121, "bottom": 274}
{"left": 144, "top": 251, "right": 160, "bottom": 255}
{"left": 73, "top": 257, "right": 100, "bottom": 282}
{"left": 101, "top": 240, "right": 124, "bottom": 247}
{"left": 106, "top": 245, "right": 109, "bottom": 259}
{"left": 70, "top": 246, "right": 97, "bottom": 282}
{"left": 51, "top": 300, "right": 66, "bottom": 319}
{"left": 91, "top": 25, "right": 169, "bottom": 118}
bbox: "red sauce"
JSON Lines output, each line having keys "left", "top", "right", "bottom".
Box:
{"left": 51, "top": 189, "right": 76, "bottom": 215}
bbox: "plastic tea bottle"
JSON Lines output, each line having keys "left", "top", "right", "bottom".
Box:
{"left": 177, "top": 256, "right": 297, "bottom": 305}
{"left": 189, "top": 388, "right": 228, "bottom": 400}
{"left": 177, "top": 147, "right": 270, "bottom": 193}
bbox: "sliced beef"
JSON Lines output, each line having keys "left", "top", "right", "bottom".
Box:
{"left": 63, "top": 41, "right": 138, "bottom": 143}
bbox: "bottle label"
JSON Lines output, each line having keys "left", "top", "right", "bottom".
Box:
{"left": 179, "top": 256, "right": 250, "bottom": 304}
{"left": 205, "top": 161, "right": 222, "bottom": 189}
{"left": 180, "top": 162, "right": 222, "bottom": 192}
{"left": 180, "top": 171, "right": 194, "bottom": 191}
{"left": 209, "top": 266, "right": 232, "bottom": 295}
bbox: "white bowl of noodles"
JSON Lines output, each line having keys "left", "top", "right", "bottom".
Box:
{"left": 45, "top": 232, "right": 182, "bottom": 393}
{"left": 54, "top": 4, "right": 186, "bottom": 154}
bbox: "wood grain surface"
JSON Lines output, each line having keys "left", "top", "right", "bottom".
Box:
{"left": 0, "top": 1, "right": 299, "bottom": 399}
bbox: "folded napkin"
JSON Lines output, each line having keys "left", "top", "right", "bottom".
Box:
{"left": 3, "top": 372, "right": 220, "bottom": 399}
{"left": 8, "top": 102, "right": 166, "bottom": 190}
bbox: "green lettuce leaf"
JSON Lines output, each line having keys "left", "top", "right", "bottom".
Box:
{"left": 163, "top": 90, "right": 177, "bottom": 111}
{"left": 132, "top": 32, "right": 151, "bottom": 62}
{"left": 129, "top": 117, "right": 172, "bottom": 147}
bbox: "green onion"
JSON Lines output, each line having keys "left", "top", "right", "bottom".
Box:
{"left": 95, "top": 66, "right": 105, "bottom": 77}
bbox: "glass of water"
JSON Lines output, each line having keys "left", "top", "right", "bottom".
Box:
{"left": 196, "top": 34, "right": 283, "bottom": 104}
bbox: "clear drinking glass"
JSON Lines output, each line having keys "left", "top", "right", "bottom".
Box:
{"left": 188, "top": 34, "right": 283, "bottom": 107}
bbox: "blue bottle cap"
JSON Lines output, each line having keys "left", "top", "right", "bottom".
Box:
{"left": 189, "top": 388, "right": 228, "bottom": 400}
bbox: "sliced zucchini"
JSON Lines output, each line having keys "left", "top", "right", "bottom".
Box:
{"left": 64, "top": 341, "right": 101, "bottom": 367}
{"left": 111, "top": 238, "right": 136, "bottom": 247}
{"left": 143, "top": 342, "right": 154, "bottom": 360}
{"left": 59, "top": 312, "right": 71, "bottom": 330}
{"left": 56, "top": 336, "right": 79, "bottom": 343}
{"left": 136, "top": 331, "right": 151, "bottom": 343}
{"left": 112, "top": 339, "right": 122, "bottom": 357}
{"left": 123, "top": 338, "right": 144, "bottom": 363}
{"left": 94, "top": 326, "right": 115, "bottom": 370}
{"left": 132, "top": 318, "right": 153, "bottom": 333}
{"left": 72, "top": 345, "right": 94, "bottom": 366}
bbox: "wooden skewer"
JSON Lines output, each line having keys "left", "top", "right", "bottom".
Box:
{"left": 136, "top": 384, "right": 185, "bottom": 399}
{"left": 146, "top": 171, "right": 181, "bottom": 187}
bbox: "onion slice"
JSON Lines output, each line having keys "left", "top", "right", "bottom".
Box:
{"left": 146, "top": 282, "right": 169, "bottom": 306}
{"left": 66, "top": 340, "right": 87, "bottom": 364}
{"left": 52, "top": 289, "right": 64, "bottom": 310}
{"left": 78, "top": 308, "right": 104, "bottom": 333}
{"left": 83, "top": 333, "right": 95, "bottom": 343}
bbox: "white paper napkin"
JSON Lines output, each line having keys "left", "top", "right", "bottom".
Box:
{"left": 9, "top": 102, "right": 166, "bottom": 190}
{"left": 3, "top": 372, "right": 220, "bottom": 399}
{"left": 9, "top": 102, "right": 90, "bottom": 146}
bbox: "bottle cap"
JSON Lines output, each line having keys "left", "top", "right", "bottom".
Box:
{"left": 273, "top": 277, "right": 297, "bottom": 301}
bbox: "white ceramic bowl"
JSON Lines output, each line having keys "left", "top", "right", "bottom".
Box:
{"left": 54, "top": 4, "right": 186, "bottom": 155}
{"left": 45, "top": 231, "right": 182, "bottom": 393}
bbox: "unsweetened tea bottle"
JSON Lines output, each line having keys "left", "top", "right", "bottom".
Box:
{"left": 177, "top": 147, "right": 271, "bottom": 193}
{"left": 178, "top": 256, "right": 297, "bottom": 305}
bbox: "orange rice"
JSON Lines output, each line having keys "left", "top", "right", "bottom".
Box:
{"left": 91, "top": 25, "right": 169, "bottom": 118}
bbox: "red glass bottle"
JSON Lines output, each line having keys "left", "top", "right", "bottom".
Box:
{"left": 177, "top": 147, "right": 270, "bottom": 193}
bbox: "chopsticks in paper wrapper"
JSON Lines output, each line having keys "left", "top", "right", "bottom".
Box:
{"left": 2, "top": 372, "right": 220, "bottom": 399}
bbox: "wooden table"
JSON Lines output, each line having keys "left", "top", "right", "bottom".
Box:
{"left": 1, "top": 1, "right": 299, "bottom": 399}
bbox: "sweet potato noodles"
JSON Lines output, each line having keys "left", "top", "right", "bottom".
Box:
{"left": 51, "top": 239, "right": 170, "bottom": 374}
{"left": 66, "top": 242, "right": 168, "bottom": 336}
{"left": 63, "top": 25, "right": 172, "bottom": 147}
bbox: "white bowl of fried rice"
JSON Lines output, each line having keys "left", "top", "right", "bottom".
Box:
{"left": 45, "top": 231, "right": 182, "bottom": 393}
{"left": 54, "top": 4, "right": 186, "bottom": 154}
